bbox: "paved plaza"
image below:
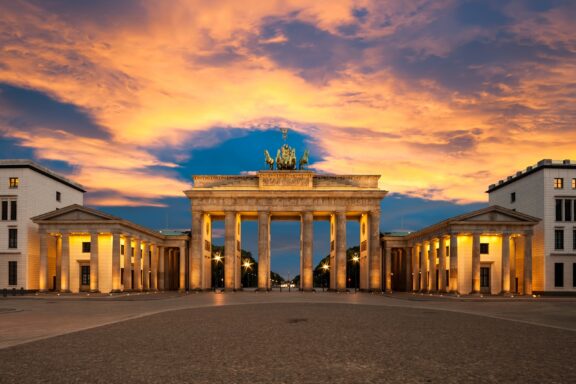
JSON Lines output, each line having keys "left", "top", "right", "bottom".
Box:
{"left": 1, "top": 292, "right": 575, "bottom": 383}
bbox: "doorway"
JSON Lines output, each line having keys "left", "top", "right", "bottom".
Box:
{"left": 480, "top": 266, "right": 491, "bottom": 294}
{"left": 80, "top": 264, "right": 90, "bottom": 292}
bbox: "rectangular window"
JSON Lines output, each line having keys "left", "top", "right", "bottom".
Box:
{"left": 8, "top": 228, "right": 17, "bottom": 249}
{"left": 573, "top": 229, "right": 576, "bottom": 250}
{"left": 566, "top": 200, "right": 573, "bottom": 222}
{"left": 446, "top": 245, "right": 450, "bottom": 257}
{"left": 573, "top": 263, "right": 576, "bottom": 288}
{"left": 10, "top": 201, "right": 16, "bottom": 221}
{"left": 56, "top": 191, "right": 61, "bottom": 202}
{"left": 555, "top": 229, "right": 564, "bottom": 250}
{"left": 554, "top": 178, "right": 564, "bottom": 189}
{"left": 480, "top": 243, "right": 489, "bottom": 254}
{"left": 121, "top": 244, "right": 125, "bottom": 255}
{"left": 120, "top": 268, "right": 124, "bottom": 284}
{"left": 572, "top": 178, "right": 576, "bottom": 189}
{"left": 82, "top": 242, "right": 91, "bottom": 253}
{"left": 9, "top": 177, "right": 19, "bottom": 188}
{"left": 554, "top": 263, "right": 564, "bottom": 287}
{"left": 510, "top": 192, "right": 516, "bottom": 203}
{"left": 8, "top": 261, "right": 17, "bottom": 285}
{"left": 1, "top": 201, "right": 7, "bottom": 220}
{"left": 556, "top": 199, "right": 563, "bottom": 221}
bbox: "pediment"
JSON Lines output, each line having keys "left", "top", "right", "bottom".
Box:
{"left": 32, "top": 204, "right": 119, "bottom": 223}
{"left": 454, "top": 206, "right": 540, "bottom": 223}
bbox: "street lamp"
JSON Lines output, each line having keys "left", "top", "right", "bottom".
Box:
{"left": 242, "top": 259, "right": 252, "bottom": 288}
{"left": 213, "top": 251, "right": 223, "bottom": 289}
{"left": 352, "top": 253, "right": 360, "bottom": 293}
{"left": 321, "top": 263, "right": 329, "bottom": 292}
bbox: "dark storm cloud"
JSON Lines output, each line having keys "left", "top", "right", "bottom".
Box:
{"left": 391, "top": 36, "right": 575, "bottom": 94}
{"left": 0, "top": 83, "right": 110, "bottom": 139}
{"left": 454, "top": 1, "right": 511, "bottom": 27}
{"left": 26, "top": 0, "right": 148, "bottom": 28}
{"left": 256, "top": 19, "right": 371, "bottom": 81}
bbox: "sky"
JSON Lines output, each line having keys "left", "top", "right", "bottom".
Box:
{"left": 1, "top": 0, "right": 575, "bottom": 277}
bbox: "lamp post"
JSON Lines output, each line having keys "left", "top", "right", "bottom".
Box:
{"left": 213, "top": 252, "right": 223, "bottom": 290}
{"left": 242, "top": 259, "right": 252, "bottom": 288}
{"left": 352, "top": 253, "right": 360, "bottom": 293}
{"left": 321, "top": 263, "right": 329, "bottom": 292}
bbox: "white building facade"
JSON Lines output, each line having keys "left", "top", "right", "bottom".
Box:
{"left": 0, "top": 160, "right": 84, "bottom": 290}
{"left": 488, "top": 159, "right": 576, "bottom": 293}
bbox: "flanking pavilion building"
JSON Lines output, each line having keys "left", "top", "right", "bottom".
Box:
{"left": 381, "top": 206, "right": 540, "bottom": 295}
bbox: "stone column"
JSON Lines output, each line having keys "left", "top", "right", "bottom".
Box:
{"left": 472, "top": 233, "right": 481, "bottom": 293}
{"left": 190, "top": 210, "right": 203, "bottom": 290}
{"left": 438, "top": 236, "right": 446, "bottom": 292}
{"left": 150, "top": 244, "right": 158, "bottom": 291}
{"left": 429, "top": 240, "right": 437, "bottom": 292}
{"left": 412, "top": 245, "right": 419, "bottom": 291}
{"left": 369, "top": 209, "right": 382, "bottom": 291}
{"left": 134, "top": 238, "right": 142, "bottom": 291}
{"left": 158, "top": 246, "right": 165, "bottom": 290}
{"left": 123, "top": 235, "right": 132, "bottom": 291}
{"left": 449, "top": 234, "right": 458, "bottom": 293}
{"left": 258, "top": 211, "right": 271, "bottom": 291}
{"left": 510, "top": 237, "right": 517, "bottom": 293}
{"left": 524, "top": 232, "right": 533, "bottom": 295}
{"left": 55, "top": 237, "right": 62, "bottom": 291}
{"left": 39, "top": 229, "right": 49, "bottom": 292}
{"left": 501, "top": 233, "right": 511, "bottom": 294}
{"left": 329, "top": 214, "right": 337, "bottom": 290}
{"left": 179, "top": 243, "right": 186, "bottom": 292}
{"left": 60, "top": 231, "right": 71, "bottom": 292}
{"left": 420, "top": 243, "right": 427, "bottom": 292}
{"left": 336, "top": 211, "right": 347, "bottom": 291}
{"left": 111, "top": 232, "right": 121, "bottom": 292}
{"left": 90, "top": 231, "right": 99, "bottom": 292}
{"left": 142, "top": 241, "right": 150, "bottom": 291}
{"left": 301, "top": 211, "right": 314, "bottom": 291}
{"left": 201, "top": 214, "right": 212, "bottom": 291}
{"left": 385, "top": 246, "right": 392, "bottom": 292}
{"left": 224, "top": 211, "right": 236, "bottom": 291}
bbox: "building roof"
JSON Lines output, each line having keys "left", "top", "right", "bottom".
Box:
{"left": 0, "top": 159, "right": 86, "bottom": 192}
{"left": 383, "top": 205, "right": 540, "bottom": 243}
{"left": 31, "top": 204, "right": 165, "bottom": 240}
{"left": 487, "top": 159, "right": 576, "bottom": 193}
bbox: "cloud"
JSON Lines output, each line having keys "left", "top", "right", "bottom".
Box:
{"left": 0, "top": 0, "right": 574, "bottom": 206}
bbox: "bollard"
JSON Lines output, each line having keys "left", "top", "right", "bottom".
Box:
{"left": 20, "top": 287, "right": 24, "bottom": 296}
{"left": 12, "top": 288, "right": 16, "bottom": 296}
{"left": 2, "top": 288, "right": 6, "bottom": 297}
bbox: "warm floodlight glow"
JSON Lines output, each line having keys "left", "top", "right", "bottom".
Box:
{"left": 213, "top": 252, "right": 222, "bottom": 263}
{"left": 322, "top": 263, "right": 329, "bottom": 271}
{"left": 242, "top": 260, "right": 252, "bottom": 269}
{"left": 352, "top": 255, "right": 360, "bottom": 263}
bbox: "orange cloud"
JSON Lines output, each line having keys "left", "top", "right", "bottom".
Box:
{"left": 0, "top": 0, "right": 575, "bottom": 206}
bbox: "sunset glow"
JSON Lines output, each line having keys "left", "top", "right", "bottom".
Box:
{"left": 1, "top": 0, "right": 575, "bottom": 212}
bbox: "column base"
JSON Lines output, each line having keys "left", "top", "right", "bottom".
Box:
{"left": 111, "top": 289, "right": 122, "bottom": 293}
{"left": 89, "top": 289, "right": 100, "bottom": 293}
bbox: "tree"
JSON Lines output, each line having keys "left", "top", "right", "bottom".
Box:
{"left": 211, "top": 246, "right": 283, "bottom": 288}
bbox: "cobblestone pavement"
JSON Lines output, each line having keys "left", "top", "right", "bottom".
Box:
{"left": 0, "top": 300, "right": 575, "bottom": 384}
{"left": 1, "top": 291, "right": 575, "bottom": 350}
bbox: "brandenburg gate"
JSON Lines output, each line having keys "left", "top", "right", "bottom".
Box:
{"left": 185, "top": 130, "right": 387, "bottom": 292}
